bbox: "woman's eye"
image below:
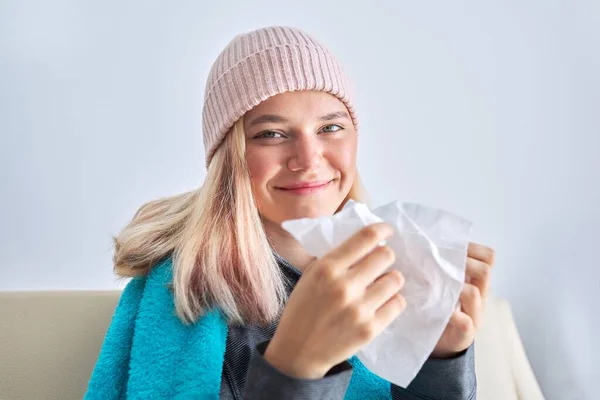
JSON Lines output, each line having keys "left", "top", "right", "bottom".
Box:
{"left": 321, "top": 124, "right": 343, "bottom": 133}
{"left": 257, "top": 131, "right": 284, "bottom": 139}
{"left": 254, "top": 125, "right": 342, "bottom": 139}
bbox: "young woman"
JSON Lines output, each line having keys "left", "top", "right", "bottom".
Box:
{"left": 86, "top": 25, "right": 494, "bottom": 400}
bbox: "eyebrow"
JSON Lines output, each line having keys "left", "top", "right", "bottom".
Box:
{"left": 248, "top": 111, "right": 350, "bottom": 127}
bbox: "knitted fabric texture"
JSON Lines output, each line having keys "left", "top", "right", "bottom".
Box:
{"left": 202, "top": 25, "right": 358, "bottom": 167}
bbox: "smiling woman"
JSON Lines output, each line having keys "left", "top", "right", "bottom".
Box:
{"left": 85, "top": 25, "right": 482, "bottom": 400}
{"left": 244, "top": 91, "right": 358, "bottom": 247}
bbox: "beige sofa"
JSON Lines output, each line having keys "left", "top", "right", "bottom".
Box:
{"left": 0, "top": 291, "right": 544, "bottom": 400}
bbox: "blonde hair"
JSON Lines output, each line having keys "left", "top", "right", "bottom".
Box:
{"left": 114, "top": 119, "right": 368, "bottom": 325}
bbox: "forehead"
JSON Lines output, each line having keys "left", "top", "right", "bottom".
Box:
{"left": 244, "top": 90, "right": 347, "bottom": 118}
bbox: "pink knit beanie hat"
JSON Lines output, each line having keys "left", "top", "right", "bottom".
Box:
{"left": 202, "top": 25, "right": 359, "bottom": 167}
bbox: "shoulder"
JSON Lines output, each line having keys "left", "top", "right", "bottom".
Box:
{"left": 147, "top": 256, "right": 175, "bottom": 287}
{"left": 136, "top": 256, "right": 227, "bottom": 329}
{"left": 115, "top": 256, "right": 173, "bottom": 316}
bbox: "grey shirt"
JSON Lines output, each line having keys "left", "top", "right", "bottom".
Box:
{"left": 219, "top": 254, "right": 477, "bottom": 400}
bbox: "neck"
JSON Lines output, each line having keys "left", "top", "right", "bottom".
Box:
{"left": 261, "top": 218, "right": 316, "bottom": 271}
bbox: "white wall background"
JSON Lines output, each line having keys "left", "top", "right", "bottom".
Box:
{"left": 1, "top": 1, "right": 598, "bottom": 398}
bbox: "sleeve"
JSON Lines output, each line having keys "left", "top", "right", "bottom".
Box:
{"left": 391, "top": 344, "right": 477, "bottom": 400}
{"left": 242, "top": 341, "right": 354, "bottom": 400}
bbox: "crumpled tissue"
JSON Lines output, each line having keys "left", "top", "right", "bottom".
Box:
{"left": 281, "top": 200, "right": 472, "bottom": 388}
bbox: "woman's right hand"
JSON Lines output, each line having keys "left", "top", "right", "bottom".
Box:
{"left": 264, "top": 222, "right": 407, "bottom": 379}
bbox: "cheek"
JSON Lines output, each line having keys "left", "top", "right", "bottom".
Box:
{"left": 245, "top": 147, "right": 280, "bottom": 189}
{"left": 330, "top": 136, "right": 357, "bottom": 177}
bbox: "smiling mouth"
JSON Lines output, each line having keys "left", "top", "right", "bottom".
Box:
{"left": 276, "top": 179, "right": 334, "bottom": 195}
{"left": 280, "top": 180, "right": 332, "bottom": 189}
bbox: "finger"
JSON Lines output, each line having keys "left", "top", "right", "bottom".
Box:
{"left": 459, "top": 283, "right": 482, "bottom": 331}
{"left": 466, "top": 257, "right": 491, "bottom": 300}
{"left": 373, "top": 292, "right": 406, "bottom": 334}
{"left": 347, "top": 244, "right": 396, "bottom": 286}
{"left": 324, "top": 223, "right": 394, "bottom": 275}
{"left": 448, "top": 310, "right": 476, "bottom": 338}
{"left": 467, "top": 242, "right": 495, "bottom": 266}
{"left": 362, "top": 270, "right": 405, "bottom": 311}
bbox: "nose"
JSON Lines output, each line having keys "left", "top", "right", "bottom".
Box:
{"left": 287, "top": 136, "right": 323, "bottom": 172}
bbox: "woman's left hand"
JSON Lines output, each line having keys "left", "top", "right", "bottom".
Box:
{"left": 431, "top": 243, "right": 495, "bottom": 359}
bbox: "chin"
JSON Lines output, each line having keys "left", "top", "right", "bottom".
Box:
{"left": 280, "top": 203, "right": 340, "bottom": 222}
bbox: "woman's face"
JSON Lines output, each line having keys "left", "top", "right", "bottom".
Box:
{"left": 244, "top": 90, "right": 357, "bottom": 226}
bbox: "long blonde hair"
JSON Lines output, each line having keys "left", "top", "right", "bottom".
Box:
{"left": 113, "top": 119, "right": 368, "bottom": 325}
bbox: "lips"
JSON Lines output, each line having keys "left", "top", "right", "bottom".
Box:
{"left": 276, "top": 179, "right": 334, "bottom": 195}
{"left": 279, "top": 180, "right": 332, "bottom": 190}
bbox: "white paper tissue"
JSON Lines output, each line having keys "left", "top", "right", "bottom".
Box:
{"left": 281, "top": 200, "right": 472, "bottom": 388}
